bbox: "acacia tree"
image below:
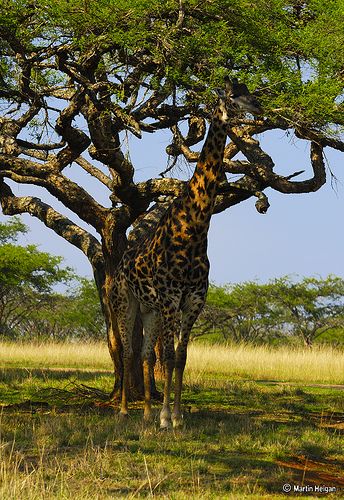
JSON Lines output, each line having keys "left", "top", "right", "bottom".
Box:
{"left": 203, "top": 282, "right": 282, "bottom": 343}
{"left": 0, "top": 0, "right": 343, "bottom": 397}
{"left": 21, "top": 278, "right": 106, "bottom": 341}
{"left": 0, "top": 217, "right": 73, "bottom": 337}
{"left": 194, "top": 278, "right": 344, "bottom": 346}
{"left": 269, "top": 275, "right": 344, "bottom": 347}
{"left": 194, "top": 282, "right": 283, "bottom": 343}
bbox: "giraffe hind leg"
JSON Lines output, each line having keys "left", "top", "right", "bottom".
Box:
{"left": 141, "top": 308, "right": 160, "bottom": 422}
{"left": 173, "top": 294, "right": 206, "bottom": 428}
{"left": 116, "top": 279, "right": 139, "bottom": 418}
{"left": 159, "top": 307, "right": 179, "bottom": 429}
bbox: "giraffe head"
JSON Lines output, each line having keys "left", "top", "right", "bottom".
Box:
{"left": 217, "top": 77, "right": 263, "bottom": 116}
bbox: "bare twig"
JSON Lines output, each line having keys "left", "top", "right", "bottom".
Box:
{"left": 75, "top": 156, "right": 113, "bottom": 189}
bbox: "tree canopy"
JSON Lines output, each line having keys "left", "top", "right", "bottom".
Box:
{"left": 196, "top": 276, "right": 344, "bottom": 346}
{"left": 0, "top": 1, "right": 343, "bottom": 262}
{"left": 1, "top": 0, "right": 343, "bottom": 393}
{"left": 0, "top": 216, "right": 74, "bottom": 337}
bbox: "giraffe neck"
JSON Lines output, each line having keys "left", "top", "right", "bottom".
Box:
{"left": 186, "top": 108, "right": 228, "bottom": 224}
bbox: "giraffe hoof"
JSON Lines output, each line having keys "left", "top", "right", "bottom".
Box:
{"left": 160, "top": 418, "right": 172, "bottom": 430}
{"left": 118, "top": 412, "right": 129, "bottom": 421}
{"left": 143, "top": 413, "right": 154, "bottom": 424}
{"left": 172, "top": 418, "right": 184, "bottom": 429}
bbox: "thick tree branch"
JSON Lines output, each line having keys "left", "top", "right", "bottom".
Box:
{"left": 244, "top": 142, "right": 326, "bottom": 194}
{"left": 75, "top": 156, "right": 113, "bottom": 189}
{"left": 0, "top": 155, "right": 109, "bottom": 231}
{"left": 214, "top": 143, "right": 326, "bottom": 213}
{"left": 83, "top": 97, "right": 135, "bottom": 187}
{"left": 132, "top": 80, "right": 171, "bottom": 120}
{"left": 228, "top": 125, "right": 275, "bottom": 169}
{"left": 176, "top": 0, "right": 185, "bottom": 28}
{"left": 17, "top": 138, "right": 66, "bottom": 151}
{"left": 213, "top": 175, "right": 267, "bottom": 214}
{"left": 0, "top": 154, "right": 53, "bottom": 177}
{"left": 0, "top": 180, "right": 103, "bottom": 269}
{"left": 136, "top": 178, "right": 186, "bottom": 200}
{"left": 219, "top": 122, "right": 326, "bottom": 199}
{"left": 165, "top": 117, "right": 206, "bottom": 163}
{"left": 45, "top": 173, "right": 109, "bottom": 230}
{"left": 212, "top": 143, "right": 325, "bottom": 213}
{"left": 52, "top": 90, "right": 91, "bottom": 171}
{"left": 295, "top": 127, "right": 344, "bottom": 152}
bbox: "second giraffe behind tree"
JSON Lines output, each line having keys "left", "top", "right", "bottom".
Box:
{"left": 111, "top": 77, "right": 263, "bottom": 428}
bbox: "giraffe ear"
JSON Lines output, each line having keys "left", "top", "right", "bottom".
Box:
{"left": 225, "top": 77, "right": 263, "bottom": 115}
{"left": 214, "top": 87, "right": 226, "bottom": 99}
{"left": 225, "top": 77, "right": 248, "bottom": 97}
{"left": 224, "top": 76, "right": 235, "bottom": 95}
{"left": 215, "top": 77, "right": 237, "bottom": 98}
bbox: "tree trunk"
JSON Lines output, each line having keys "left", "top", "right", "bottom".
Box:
{"left": 96, "top": 267, "right": 145, "bottom": 401}
{"left": 303, "top": 333, "right": 313, "bottom": 349}
{"left": 82, "top": 212, "right": 142, "bottom": 402}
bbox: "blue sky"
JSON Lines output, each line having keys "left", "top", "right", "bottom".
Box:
{"left": 3, "top": 127, "right": 344, "bottom": 285}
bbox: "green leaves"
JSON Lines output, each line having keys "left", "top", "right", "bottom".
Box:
{"left": 25, "top": 278, "right": 105, "bottom": 341}
{"left": 0, "top": 216, "right": 27, "bottom": 244}
{"left": 61, "top": 278, "right": 105, "bottom": 340}
{"left": 0, "top": 218, "right": 73, "bottom": 292}
{"left": 1, "top": 0, "right": 342, "bottom": 129}
{"left": 0, "top": 217, "right": 75, "bottom": 339}
{"left": 0, "top": 243, "right": 72, "bottom": 292}
{"left": 0, "top": 217, "right": 105, "bottom": 341}
{"left": 201, "top": 275, "right": 344, "bottom": 346}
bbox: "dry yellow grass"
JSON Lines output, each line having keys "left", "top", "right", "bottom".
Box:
{"left": 186, "top": 343, "right": 344, "bottom": 385}
{"left": 0, "top": 341, "right": 112, "bottom": 371}
{"left": 0, "top": 341, "right": 343, "bottom": 385}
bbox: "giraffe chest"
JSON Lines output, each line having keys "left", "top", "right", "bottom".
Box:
{"left": 124, "top": 243, "right": 209, "bottom": 310}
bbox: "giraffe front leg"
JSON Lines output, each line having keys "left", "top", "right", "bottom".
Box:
{"left": 173, "top": 295, "right": 206, "bottom": 428}
{"left": 120, "top": 347, "right": 133, "bottom": 418}
{"left": 172, "top": 343, "right": 187, "bottom": 429}
{"left": 116, "top": 281, "right": 138, "bottom": 419}
{"left": 159, "top": 312, "right": 177, "bottom": 429}
{"left": 141, "top": 309, "right": 160, "bottom": 422}
{"left": 160, "top": 355, "right": 174, "bottom": 429}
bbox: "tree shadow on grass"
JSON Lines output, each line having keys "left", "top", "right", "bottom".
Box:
{"left": 1, "top": 377, "right": 343, "bottom": 496}
{"left": 2, "top": 371, "right": 343, "bottom": 425}
{"left": 0, "top": 366, "right": 112, "bottom": 384}
{"left": 275, "top": 455, "right": 344, "bottom": 489}
{"left": 0, "top": 366, "right": 116, "bottom": 412}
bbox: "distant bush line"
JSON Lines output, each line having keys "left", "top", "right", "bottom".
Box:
{"left": 1, "top": 217, "right": 343, "bottom": 347}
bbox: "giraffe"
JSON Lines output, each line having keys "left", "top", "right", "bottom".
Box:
{"left": 111, "top": 78, "right": 262, "bottom": 428}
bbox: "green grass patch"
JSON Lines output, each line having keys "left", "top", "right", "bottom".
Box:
{"left": 0, "top": 342, "right": 344, "bottom": 498}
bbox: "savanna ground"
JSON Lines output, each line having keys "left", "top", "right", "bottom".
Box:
{"left": 0, "top": 342, "right": 343, "bottom": 499}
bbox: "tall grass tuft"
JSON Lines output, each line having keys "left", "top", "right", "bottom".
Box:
{"left": 186, "top": 343, "right": 344, "bottom": 385}
{"left": 0, "top": 341, "right": 343, "bottom": 385}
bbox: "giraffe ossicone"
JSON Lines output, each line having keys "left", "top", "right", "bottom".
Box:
{"left": 111, "top": 78, "right": 263, "bottom": 428}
